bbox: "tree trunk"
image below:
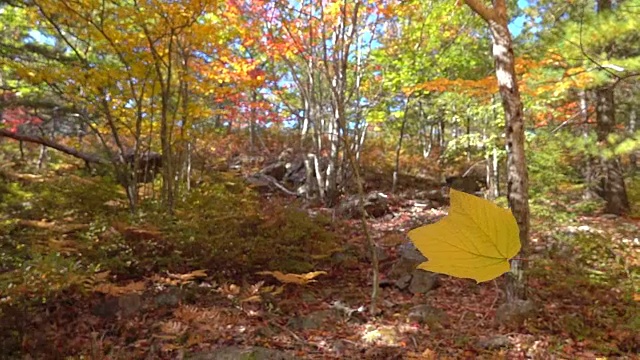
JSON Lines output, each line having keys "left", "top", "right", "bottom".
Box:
{"left": 594, "top": 87, "right": 630, "bottom": 214}
{"left": 392, "top": 98, "right": 411, "bottom": 193}
{"left": 489, "top": 19, "right": 530, "bottom": 303}
{"left": 629, "top": 108, "right": 637, "bottom": 175}
{"left": 464, "top": 0, "right": 531, "bottom": 302}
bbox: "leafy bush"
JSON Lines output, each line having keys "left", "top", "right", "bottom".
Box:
{"left": 151, "top": 178, "right": 338, "bottom": 277}
{"left": 626, "top": 175, "right": 639, "bottom": 215}
{"left": 527, "top": 130, "right": 582, "bottom": 196}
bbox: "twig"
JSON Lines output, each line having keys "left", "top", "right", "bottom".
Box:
{"left": 267, "top": 319, "right": 306, "bottom": 344}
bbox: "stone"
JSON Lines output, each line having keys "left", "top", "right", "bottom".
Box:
{"left": 407, "top": 304, "right": 448, "bottom": 326}
{"left": 336, "top": 192, "right": 389, "bottom": 219}
{"left": 445, "top": 176, "right": 484, "bottom": 194}
{"left": 286, "top": 310, "right": 332, "bottom": 331}
{"left": 187, "top": 346, "right": 296, "bottom": 360}
{"left": 476, "top": 335, "right": 511, "bottom": 350}
{"left": 154, "top": 288, "right": 181, "bottom": 308}
{"left": 394, "top": 274, "right": 412, "bottom": 290}
{"left": 389, "top": 242, "right": 427, "bottom": 278}
{"left": 260, "top": 161, "right": 287, "bottom": 181}
{"left": 245, "top": 174, "right": 272, "bottom": 193}
{"left": 408, "top": 270, "right": 439, "bottom": 294}
{"left": 365, "top": 245, "right": 389, "bottom": 262}
{"left": 414, "top": 189, "right": 446, "bottom": 203}
{"left": 389, "top": 243, "right": 439, "bottom": 294}
{"left": 495, "top": 299, "right": 536, "bottom": 326}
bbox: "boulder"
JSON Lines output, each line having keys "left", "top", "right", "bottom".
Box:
{"left": 260, "top": 161, "right": 287, "bottom": 181}
{"left": 390, "top": 242, "right": 439, "bottom": 294}
{"left": 414, "top": 189, "right": 447, "bottom": 204}
{"left": 389, "top": 242, "right": 427, "bottom": 277}
{"left": 336, "top": 192, "right": 389, "bottom": 219}
{"left": 445, "top": 176, "right": 484, "bottom": 195}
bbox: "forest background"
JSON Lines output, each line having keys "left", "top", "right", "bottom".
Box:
{"left": 0, "top": 0, "right": 638, "bottom": 358}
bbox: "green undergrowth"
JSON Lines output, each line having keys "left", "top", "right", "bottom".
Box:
{"left": 0, "top": 170, "right": 340, "bottom": 308}
{"left": 529, "top": 222, "right": 639, "bottom": 355}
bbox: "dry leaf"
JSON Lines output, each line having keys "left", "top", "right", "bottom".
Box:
{"left": 240, "top": 295, "right": 262, "bottom": 303}
{"left": 256, "top": 270, "right": 327, "bottom": 285}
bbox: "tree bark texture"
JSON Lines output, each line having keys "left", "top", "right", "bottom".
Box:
{"left": 464, "top": 0, "right": 530, "bottom": 302}
{"left": 594, "top": 87, "right": 630, "bottom": 214}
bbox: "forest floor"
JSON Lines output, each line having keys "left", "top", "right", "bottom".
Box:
{"left": 0, "top": 165, "right": 639, "bottom": 359}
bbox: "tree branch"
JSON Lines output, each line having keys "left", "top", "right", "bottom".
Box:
{"left": 0, "top": 129, "right": 105, "bottom": 164}
{"left": 463, "top": 0, "right": 496, "bottom": 23}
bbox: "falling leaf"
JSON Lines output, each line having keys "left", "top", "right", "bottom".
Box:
{"left": 256, "top": 270, "right": 328, "bottom": 285}
{"left": 408, "top": 189, "right": 521, "bottom": 283}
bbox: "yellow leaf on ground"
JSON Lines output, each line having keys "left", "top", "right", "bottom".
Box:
{"left": 256, "top": 270, "right": 327, "bottom": 285}
{"left": 408, "top": 189, "right": 521, "bottom": 283}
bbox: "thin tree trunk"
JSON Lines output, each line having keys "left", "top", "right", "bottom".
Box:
{"left": 466, "top": 114, "right": 472, "bottom": 162}
{"left": 19, "top": 140, "right": 25, "bottom": 161}
{"left": 581, "top": 91, "right": 599, "bottom": 200}
{"left": 393, "top": 97, "right": 411, "bottom": 193}
{"left": 629, "top": 108, "right": 637, "bottom": 175}
{"left": 37, "top": 145, "right": 47, "bottom": 169}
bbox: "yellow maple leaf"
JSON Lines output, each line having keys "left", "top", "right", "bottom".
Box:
{"left": 256, "top": 271, "right": 328, "bottom": 285}
{"left": 408, "top": 189, "right": 521, "bottom": 283}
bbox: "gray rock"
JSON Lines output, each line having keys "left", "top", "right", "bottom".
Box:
{"left": 407, "top": 304, "right": 448, "bottom": 326}
{"left": 365, "top": 245, "right": 389, "bottom": 262}
{"left": 261, "top": 161, "right": 287, "bottom": 181}
{"left": 394, "top": 274, "right": 412, "bottom": 290}
{"left": 496, "top": 299, "right": 536, "bottom": 326}
{"left": 187, "top": 346, "right": 297, "bottom": 360}
{"left": 414, "top": 189, "right": 446, "bottom": 203}
{"left": 389, "top": 243, "right": 438, "bottom": 294}
{"left": 389, "top": 245, "right": 426, "bottom": 278}
{"left": 446, "top": 176, "right": 484, "bottom": 195}
{"left": 287, "top": 310, "right": 332, "bottom": 331}
{"left": 336, "top": 192, "right": 389, "bottom": 219}
{"left": 398, "top": 242, "right": 428, "bottom": 263}
{"left": 154, "top": 288, "right": 182, "bottom": 308}
{"left": 476, "top": 335, "right": 511, "bottom": 350}
{"left": 408, "top": 270, "right": 439, "bottom": 294}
